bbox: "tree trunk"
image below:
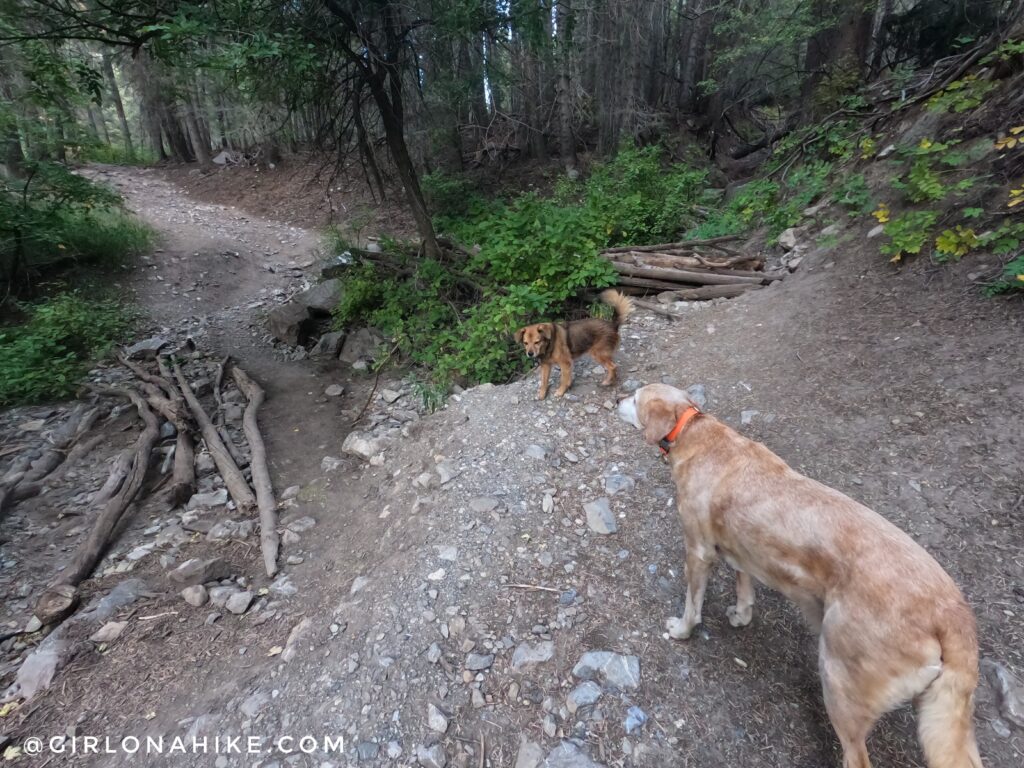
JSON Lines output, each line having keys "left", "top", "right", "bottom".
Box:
{"left": 102, "top": 53, "right": 134, "bottom": 157}
{"left": 183, "top": 99, "right": 211, "bottom": 165}
{"left": 556, "top": 0, "right": 578, "bottom": 175}
{"left": 362, "top": 64, "right": 440, "bottom": 257}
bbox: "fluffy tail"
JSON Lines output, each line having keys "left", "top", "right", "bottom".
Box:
{"left": 600, "top": 289, "right": 634, "bottom": 329}
{"left": 917, "top": 620, "right": 984, "bottom": 768}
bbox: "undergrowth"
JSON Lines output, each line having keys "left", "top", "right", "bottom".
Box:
{"left": 2, "top": 161, "right": 155, "bottom": 290}
{"left": 0, "top": 292, "right": 134, "bottom": 405}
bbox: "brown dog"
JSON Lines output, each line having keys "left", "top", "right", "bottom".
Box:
{"left": 515, "top": 289, "right": 633, "bottom": 400}
{"left": 617, "top": 383, "right": 982, "bottom": 768}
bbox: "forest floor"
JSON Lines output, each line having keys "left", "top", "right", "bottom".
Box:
{"left": 1, "top": 163, "right": 1022, "bottom": 768}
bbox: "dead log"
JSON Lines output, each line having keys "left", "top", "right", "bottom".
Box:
{"left": 601, "top": 235, "right": 742, "bottom": 255}
{"left": 231, "top": 366, "right": 279, "bottom": 577}
{"left": 664, "top": 284, "right": 763, "bottom": 301}
{"left": 172, "top": 360, "right": 256, "bottom": 513}
{"left": 616, "top": 275, "right": 699, "bottom": 292}
{"left": 613, "top": 251, "right": 764, "bottom": 272}
{"left": 167, "top": 430, "right": 196, "bottom": 508}
{"left": 611, "top": 262, "right": 766, "bottom": 286}
{"left": 37, "top": 387, "right": 160, "bottom": 620}
{"left": 92, "top": 449, "right": 133, "bottom": 506}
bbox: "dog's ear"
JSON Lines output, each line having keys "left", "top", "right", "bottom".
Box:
{"left": 538, "top": 323, "right": 553, "bottom": 340}
{"left": 513, "top": 327, "right": 526, "bottom": 344}
{"left": 642, "top": 400, "right": 680, "bottom": 445}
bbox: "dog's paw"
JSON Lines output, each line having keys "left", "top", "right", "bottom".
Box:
{"left": 726, "top": 605, "right": 752, "bottom": 628}
{"left": 666, "top": 617, "right": 694, "bottom": 640}
{"left": 536, "top": 391, "right": 547, "bottom": 401}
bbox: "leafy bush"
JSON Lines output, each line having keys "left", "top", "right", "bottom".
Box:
{"left": 881, "top": 210, "right": 939, "bottom": 261}
{"left": 581, "top": 145, "right": 707, "bottom": 244}
{"left": 687, "top": 162, "right": 831, "bottom": 242}
{"left": 0, "top": 293, "right": 133, "bottom": 405}
{"left": 986, "top": 254, "right": 1024, "bottom": 294}
{"left": 832, "top": 173, "right": 874, "bottom": 215}
{"left": 2, "top": 162, "right": 154, "bottom": 288}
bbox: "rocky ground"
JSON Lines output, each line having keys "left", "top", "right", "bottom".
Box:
{"left": 0, "top": 165, "right": 1022, "bottom": 768}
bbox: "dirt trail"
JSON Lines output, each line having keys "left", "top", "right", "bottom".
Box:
{"left": 2, "top": 166, "right": 1022, "bottom": 768}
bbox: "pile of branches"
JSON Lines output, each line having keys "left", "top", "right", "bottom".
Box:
{"left": 1, "top": 351, "right": 279, "bottom": 631}
{"left": 601, "top": 235, "right": 785, "bottom": 304}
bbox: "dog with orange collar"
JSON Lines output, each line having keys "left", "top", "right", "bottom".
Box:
{"left": 617, "top": 383, "right": 983, "bottom": 768}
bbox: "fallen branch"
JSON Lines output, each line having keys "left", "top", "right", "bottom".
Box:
{"left": 611, "top": 262, "right": 766, "bottom": 286}
{"left": 172, "top": 360, "right": 256, "bottom": 513}
{"left": 167, "top": 430, "right": 196, "bottom": 508}
{"left": 35, "top": 387, "right": 160, "bottom": 623}
{"left": 231, "top": 366, "right": 279, "bottom": 577}
{"left": 659, "top": 284, "right": 764, "bottom": 301}
{"left": 612, "top": 251, "right": 764, "bottom": 273}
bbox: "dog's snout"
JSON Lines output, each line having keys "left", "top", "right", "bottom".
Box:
{"left": 526, "top": 350, "right": 536, "bottom": 358}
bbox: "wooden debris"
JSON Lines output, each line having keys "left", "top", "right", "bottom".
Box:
{"left": 231, "top": 366, "right": 280, "bottom": 577}
{"left": 172, "top": 360, "right": 256, "bottom": 513}
{"left": 36, "top": 387, "right": 160, "bottom": 622}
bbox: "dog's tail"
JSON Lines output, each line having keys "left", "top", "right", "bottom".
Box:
{"left": 600, "top": 289, "right": 634, "bottom": 330}
{"left": 916, "top": 614, "right": 984, "bottom": 768}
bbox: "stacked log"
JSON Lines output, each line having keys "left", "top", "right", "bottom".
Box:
{"left": 600, "top": 235, "right": 784, "bottom": 301}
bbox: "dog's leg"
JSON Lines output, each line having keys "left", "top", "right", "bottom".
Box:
{"left": 594, "top": 350, "right": 617, "bottom": 386}
{"left": 726, "top": 569, "right": 755, "bottom": 628}
{"left": 537, "top": 363, "right": 550, "bottom": 400}
{"left": 667, "top": 548, "right": 713, "bottom": 640}
{"left": 554, "top": 362, "right": 573, "bottom": 397}
{"left": 819, "top": 614, "right": 877, "bottom": 768}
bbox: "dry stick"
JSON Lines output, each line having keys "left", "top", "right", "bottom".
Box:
{"left": 172, "top": 360, "right": 256, "bottom": 513}
{"left": 36, "top": 387, "right": 160, "bottom": 622}
{"left": 231, "top": 366, "right": 279, "bottom": 577}
{"left": 611, "top": 262, "right": 768, "bottom": 286}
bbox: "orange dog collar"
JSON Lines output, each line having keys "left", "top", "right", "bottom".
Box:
{"left": 658, "top": 406, "right": 701, "bottom": 455}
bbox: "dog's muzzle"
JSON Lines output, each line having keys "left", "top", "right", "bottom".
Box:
{"left": 617, "top": 393, "right": 641, "bottom": 428}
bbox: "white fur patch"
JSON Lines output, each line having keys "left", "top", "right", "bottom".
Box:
{"left": 617, "top": 395, "right": 641, "bottom": 428}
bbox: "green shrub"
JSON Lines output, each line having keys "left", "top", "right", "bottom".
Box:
{"left": 582, "top": 145, "right": 707, "bottom": 244}
{"left": 880, "top": 210, "right": 940, "bottom": 261}
{"left": 832, "top": 173, "right": 874, "bottom": 215}
{"left": 0, "top": 293, "right": 133, "bottom": 405}
{"left": 2, "top": 161, "right": 154, "bottom": 286}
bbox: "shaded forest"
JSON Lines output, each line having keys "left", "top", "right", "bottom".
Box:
{"left": 3, "top": 1, "right": 1022, "bottom": 253}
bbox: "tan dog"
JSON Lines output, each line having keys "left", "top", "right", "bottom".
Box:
{"left": 617, "top": 383, "right": 982, "bottom": 768}
{"left": 515, "top": 289, "right": 633, "bottom": 400}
